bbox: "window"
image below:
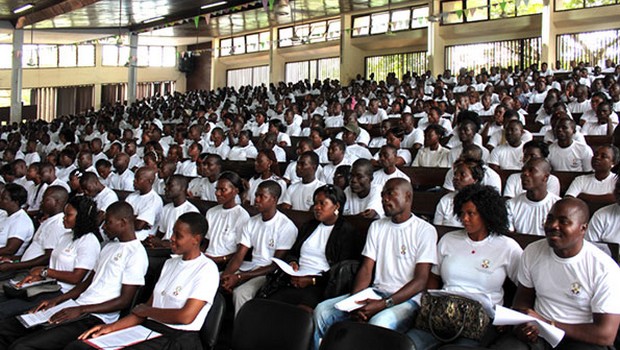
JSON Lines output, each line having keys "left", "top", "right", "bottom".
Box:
{"left": 557, "top": 29, "right": 620, "bottom": 70}
{"left": 440, "top": 0, "right": 542, "bottom": 23}
{"left": 365, "top": 52, "right": 427, "bottom": 82}
{"left": 0, "top": 45, "right": 12, "bottom": 69}
{"left": 445, "top": 37, "right": 541, "bottom": 72}
{"left": 556, "top": 0, "right": 617, "bottom": 10}
{"left": 0, "top": 89, "right": 31, "bottom": 108}
{"left": 219, "top": 31, "right": 270, "bottom": 56}
{"left": 352, "top": 6, "right": 429, "bottom": 37}
{"left": 58, "top": 45, "right": 77, "bottom": 67}
{"left": 37, "top": 45, "right": 58, "bottom": 67}
{"left": 278, "top": 19, "right": 341, "bottom": 47}
{"left": 77, "top": 45, "right": 96, "bottom": 67}
{"left": 103, "top": 44, "right": 174, "bottom": 67}
{"left": 137, "top": 46, "right": 149, "bottom": 66}
{"left": 102, "top": 45, "right": 119, "bottom": 66}
{"left": 246, "top": 33, "right": 259, "bottom": 53}
{"left": 220, "top": 38, "right": 233, "bottom": 56}
{"left": 227, "top": 66, "right": 269, "bottom": 89}
{"left": 149, "top": 46, "right": 163, "bottom": 67}
{"left": 285, "top": 57, "right": 340, "bottom": 83}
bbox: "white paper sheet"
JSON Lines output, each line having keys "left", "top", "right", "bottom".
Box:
{"left": 17, "top": 299, "right": 79, "bottom": 328}
{"left": 271, "top": 258, "right": 321, "bottom": 277}
{"left": 493, "top": 305, "right": 565, "bottom": 347}
{"left": 334, "top": 288, "right": 383, "bottom": 312}
{"left": 9, "top": 278, "right": 57, "bottom": 290}
{"left": 84, "top": 325, "right": 162, "bottom": 350}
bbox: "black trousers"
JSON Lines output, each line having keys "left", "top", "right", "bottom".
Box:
{"left": 64, "top": 319, "right": 203, "bottom": 350}
{"left": 0, "top": 314, "right": 103, "bottom": 350}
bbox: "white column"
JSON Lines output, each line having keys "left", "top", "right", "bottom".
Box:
{"left": 10, "top": 29, "right": 24, "bottom": 123}
{"left": 127, "top": 32, "right": 138, "bottom": 104}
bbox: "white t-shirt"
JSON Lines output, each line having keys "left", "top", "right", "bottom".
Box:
{"left": 487, "top": 130, "right": 531, "bottom": 149}
{"left": 362, "top": 215, "right": 438, "bottom": 295}
{"left": 151, "top": 255, "right": 219, "bottom": 331}
{"left": 412, "top": 146, "right": 450, "bottom": 168}
{"left": 299, "top": 223, "right": 335, "bottom": 274}
{"left": 283, "top": 161, "right": 324, "bottom": 185}
{"left": 548, "top": 141, "right": 594, "bottom": 172}
{"left": 503, "top": 173, "right": 561, "bottom": 198}
{"left": 238, "top": 211, "right": 298, "bottom": 271}
{"left": 205, "top": 143, "right": 231, "bottom": 160}
{"left": 433, "top": 230, "right": 522, "bottom": 306}
{"left": 373, "top": 149, "right": 412, "bottom": 167}
{"left": 345, "top": 144, "right": 373, "bottom": 161}
{"left": 76, "top": 239, "right": 148, "bottom": 324}
{"left": 281, "top": 179, "right": 325, "bottom": 211}
{"left": 508, "top": 192, "right": 560, "bottom": 235}
{"left": 204, "top": 205, "right": 250, "bottom": 257}
{"left": 188, "top": 177, "right": 217, "bottom": 202}
{"left": 402, "top": 129, "right": 424, "bottom": 149}
{"left": 343, "top": 185, "right": 384, "bottom": 217}
{"left": 586, "top": 204, "right": 620, "bottom": 244}
{"left": 448, "top": 144, "right": 490, "bottom": 165}
{"left": 433, "top": 192, "right": 462, "bottom": 228}
{"left": 51, "top": 232, "right": 100, "bottom": 293}
{"left": 21, "top": 213, "right": 69, "bottom": 262}
{"left": 94, "top": 186, "right": 119, "bottom": 213}
{"left": 158, "top": 201, "right": 200, "bottom": 240}
{"left": 0, "top": 209, "right": 35, "bottom": 256}
{"left": 108, "top": 170, "right": 135, "bottom": 192}
{"left": 176, "top": 160, "right": 198, "bottom": 177}
{"left": 321, "top": 161, "right": 352, "bottom": 185}
{"left": 488, "top": 143, "right": 524, "bottom": 170}
{"left": 125, "top": 190, "right": 164, "bottom": 241}
{"left": 247, "top": 176, "right": 287, "bottom": 205}
{"left": 228, "top": 144, "right": 258, "bottom": 161}
{"left": 371, "top": 168, "right": 410, "bottom": 186}
{"left": 565, "top": 173, "right": 616, "bottom": 197}
{"left": 518, "top": 240, "right": 620, "bottom": 324}
{"left": 581, "top": 121, "right": 615, "bottom": 136}
{"left": 443, "top": 165, "right": 502, "bottom": 193}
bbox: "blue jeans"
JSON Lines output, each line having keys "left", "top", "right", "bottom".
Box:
{"left": 313, "top": 290, "right": 419, "bottom": 350}
{"left": 407, "top": 328, "right": 481, "bottom": 350}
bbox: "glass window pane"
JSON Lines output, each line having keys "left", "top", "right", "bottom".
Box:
{"left": 294, "top": 24, "right": 310, "bottom": 45}
{"left": 220, "top": 38, "right": 232, "bottom": 56}
{"left": 137, "top": 46, "right": 149, "bottom": 66}
{"left": 37, "top": 45, "right": 58, "bottom": 68}
{"left": 102, "top": 45, "right": 119, "bottom": 66}
{"left": 555, "top": 0, "right": 583, "bottom": 9}
{"left": 585, "top": 0, "right": 614, "bottom": 6}
{"left": 352, "top": 16, "right": 370, "bottom": 36}
{"left": 23, "top": 45, "right": 38, "bottom": 68}
{"left": 490, "top": 0, "right": 516, "bottom": 18}
{"left": 246, "top": 34, "right": 259, "bottom": 52}
{"left": 162, "top": 47, "right": 176, "bottom": 67}
{"left": 370, "top": 12, "right": 389, "bottom": 34}
{"left": 233, "top": 37, "right": 246, "bottom": 54}
{"left": 0, "top": 45, "right": 11, "bottom": 69}
{"left": 259, "top": 32, "right": 270, "bottom": 51}
{"left": 309, "top": 21, "right": 327, "bottom": 43}
{"left": 327, "top": 20, "right": 341, "bottom": 41}
{"left": 465, "top": 0, "right": 489, "bottom": 21}
{"left": 118, "top": 46, "right": 130, "bottom": 66}
{"left": 517, "top": 0, "right": 543, "bottom": 14}
{"left": 442, "top": 1, "right": 463, "bottom": 24}
{"left": 252, "top": 66, "right": 269, "bottom": 86}
{"left": 77, "top": 45, "right": 95, "bottom": 67}
{"left": 411, "top": 7, "right": 429, "bottom": 28}
{"left": 149, "top": 46, "right": 162, "bottom": 67}
{"left": 58, "top": 45, "right": 77, "bottom": 67}
{"left": 391, "top": 9, "right": 410, "bottom": 31}
{"left": 279, "top": 27, "right": 293, "bottom": 47}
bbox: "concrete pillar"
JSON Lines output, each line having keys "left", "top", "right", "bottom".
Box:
{"left": 10, "top": 29, "right": 24, "bottom": 123}
{"left": 427, "top": 0, "right": 445, "bottom": 74}
{"left": 211, "top": 38, "right": 227, "bottom": 88}
{"left": 339, "top": 14, "right": 365, "bottom": 83}
{"left": 540, "top": 0, "right": 557, "bottom": 65}
{"left": 269, "top": 27, "right": 285, "bottom": 84}
{"left": 127, "top": 32, "right": 138, "bottom": 104}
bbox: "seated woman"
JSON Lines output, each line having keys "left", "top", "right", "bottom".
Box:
{"left": 67, "top": 212, "right": 219, "bottom": 350}
{"left": 0, "top": 195, "right": 101, "bottom": 319}
{"left": 246, "top": 149, "right": 287, "bottom": 205}
{"left": 408, "top": 184, "right": 522, "bottom": 349}
{"left": 434, "top": 158, "right": 484, "bottom": 228}
{"left": 266, "top": 185, "right": 359, "bottom": 310}
{"left": 204, "top": 171, "right": 251, "bottom": 270}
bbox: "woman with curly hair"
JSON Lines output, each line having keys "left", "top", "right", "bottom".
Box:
{"left": 407, "top": 184, "right": 523, "bottom": 349}
{"left": 0, "top": 195, "right": 101, "bottom": 319}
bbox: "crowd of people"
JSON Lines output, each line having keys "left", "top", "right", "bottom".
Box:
{"left": 0, "top": 61, "right": 618, "bottom": 349}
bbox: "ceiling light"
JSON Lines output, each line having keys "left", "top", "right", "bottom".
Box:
{"left": 143, "top": 16, "right": 165, "bottom": 24}
{"left": 13, "top": 3, "right": 34, "bottom": 14}
{"left": 201, "top": 1, "right": 227, "bottom": 9}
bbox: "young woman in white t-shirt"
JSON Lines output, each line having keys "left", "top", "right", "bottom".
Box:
{"left": 434, "top": 158, "right": 484, "bottom": 228}
{"left": 0, "top": 196, "right": 101, "bottom": 319}
{"left": 73, "top": 212, "right": 219, "bottom": 350}
{"left": 246, "top": 149, "right": 287, "bottom": 205}
{"left": 408, "top": 184, "right": 522, "bottom": 349}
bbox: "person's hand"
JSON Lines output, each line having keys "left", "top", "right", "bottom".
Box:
{"left": 220, "top": 274, "right": 240, "bottom": 292}
{"left": 29, "top": 266, "right": 44, "bottom": 277}
{"left": 131, "top": 303, "right": 151, "bottom": 318}
{"left": 517, "top": 308, "right": 547, "bottom": 323}
{"left": 360, "top": 209, "right": 377, "bottom": 219}
{"left": 289, "top": 262, "right": 299, "bottom": 271}
{"left": 17, "top": 274, "right": 43, "bottom": 288}
{"left": 353, "top": 299, "right": 386, "bottom": 322}
{"left": 144, "top": 236, "right": 163, "bottom": 248}
{"left": 78, "top": 324, "right": 115, "bottom": 340}
{"left": 49, "top": 306, "right": 83, "bottom": 324}
{"left": 32, "top": 299, "right": 57, "bottom": 313}
{"left": 514, "top": 322, "right": 539, "bottom": 343}
{"left": 290, "top": 276, "right": 314, "bottom": 289}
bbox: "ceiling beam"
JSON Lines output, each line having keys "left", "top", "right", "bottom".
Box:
{"left": 15, "top": 0, "right": 102, "bottom": 29}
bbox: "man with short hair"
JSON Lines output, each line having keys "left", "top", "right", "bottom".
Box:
{"left": 321, "top": 139, "right": 352, "bottom": 185}
{"left": 188, "top": 154, "right": 223, "bottom": 202}
{"left": 124, "top": 167, "right": 163, "bottom": 241}
{"left": 281, "top": 152, "right": 325, "bottom": 211}
{"left": 80, "top": 172, "right": 119, "bottom": 225}
{"left": 371, "top": 145, "right": 410, "bottom": 186}
{"left": 108, "top": 153, "right": 135, "bottom": 192}
{"left": 492, "top": 198, "right": 620, "bottom": 350}
{"left": 313, "top": 178, "right": 437, "bottom": 349}
{"left": 343, "top": 159, "right": 384, "bottom": 218}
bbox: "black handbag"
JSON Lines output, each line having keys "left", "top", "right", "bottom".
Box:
{"left": 414, "top": 293, "right": 491, "bottom": 342}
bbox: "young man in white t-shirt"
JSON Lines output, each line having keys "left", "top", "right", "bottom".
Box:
{"left": 80, "top": 172, "right": 119, "bottom": 225}
{"left": 221, "top": 181, "right": 298, "bottom": 315}
{"left": 124, "top": 167, "right": 164, "bottom": 241}
{"left": 508, "top": 158, "right": 560, "bottom": 236}
{"left": 314, "top": 178, "right": 438, "bottom": 350}
{"left": 371, "top": 145, "right": 410, "bottom": 186}
{"left": 0, "top": 201, "right": 148, "bottom": 349}
{"left": 503, "top": 140, "right": 561, "bottom": 198}
{"left": 488, "top": 120, "right": 526, "bottom": 171}
{"left": 343, "top": 159, "right": 384, "bottom": 218}
{"left": 492, "top": 198, "right": 620, "bottom": 349}
{"left": 548, "top": 118, "right": 593, "bottom": 172}
{"left": 0, "top": 183, "right": 35, "bottom": 257}
{"left": 586, "top": 176, "right": 620, "bottom": 244}
{"left": 565, "top": 145, "right": 618, "bottom": 203}
{"left": 281, "top": 152, "right": 325, "bottom": 211}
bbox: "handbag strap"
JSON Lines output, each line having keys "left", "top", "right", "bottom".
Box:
{"left": 427, "top": 297, "right": 467, "bottom": 343}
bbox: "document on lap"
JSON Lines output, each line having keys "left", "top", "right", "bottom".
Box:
{"left": 493, "top": 305, "right": 565, "bottom": 347}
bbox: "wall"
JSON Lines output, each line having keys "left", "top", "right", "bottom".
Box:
{"left": 186, "top": 42, "right": 213, "bottom": 91}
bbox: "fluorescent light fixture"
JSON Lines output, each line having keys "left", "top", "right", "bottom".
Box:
{"left": 13, "top": 3, "right": 34, "bottom": 13}
{"left": 201, "top": 1, "right": 227, "bottom": 9}
{"left": 143, "top": 16, "right": 165, "bottom": 24}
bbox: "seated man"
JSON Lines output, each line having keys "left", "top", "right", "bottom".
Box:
{"left": 491, "top": 198, "right": 620, "bottom": 350}
{"left": 488, "top": 120, "right": 526, "bottom": 171}
{"left": 313, "top": 178, "right": 437, "bottom": 349}
{"left": 0, "top": 201, "right": 148, "bottom": 349}
{"left": 586, "top": 176, "right": 620, "bottom": 244}
{"left": 343, "top": 159, "right": 384, "bottom": 218}
{"left": 565, "top": 145, "right": 618, "bottom": 203}
{"left": 548, "top": 118, "right": 593, "bottom": 172}
{"left": 503, "top": 140, "right": 561, "bottom": 199}
{"left": 281, "top": 152, "right": 325, "bottom": 211}
{"left": 443, "top": 144, "right": 502, "bottom": 193}
{"left": 188, "top": 153, "right": 223, "bottom": 202}
{"left": 124, "top": 167, "right": 163, "bottom": 241}
{"left": 80, "top": 172, "right": 119, "bottom": 225}
{"left": 220, "top": 181, "right": 298, "bottom": 315}
{"left": 371, "top": 145, "right": 410, "bottom": 186}
{"left": 283, "top": 138, "right": 323, "bottom": 186}
{"left": 145, "top": 175, "right": 199, "bottom": 248}
{"left": 508, "top": 158, "right": 560, "bottom": 236}
{"left": 108, "top": 153, "right": 135, "bottom": 192}
{"left": 0, "top": 184, "right": 35, "bottom": 257}
{"left": 320, "top": 139, "right": 352, "bottom": 185}
{"left": 342, "top": 123, "right": 372, "bottom": 161}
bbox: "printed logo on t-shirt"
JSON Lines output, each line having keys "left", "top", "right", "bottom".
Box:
{"left": 113, "top": 252, "right": 122, "bottom": 261}
{"left": 400, "top": 244, "right": 407, "bottom": 255}
{"left": 481, "top": 259, "right": 490, "bottom": 269}
{"left": 268, "top": 238, "right": 275, "bottom": 248}
{"left": 570, "top": 282, "right": 582, "bottom": 295}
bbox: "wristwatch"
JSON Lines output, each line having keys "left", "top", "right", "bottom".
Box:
{"left": 384, "top": 297, "right": 394, "bottom": 308}
{"left": 40, "top": 268, "right": 48, "bottom": 279}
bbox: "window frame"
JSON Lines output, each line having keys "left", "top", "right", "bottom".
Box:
{"left": 351, "top": 6, "right": 429, "bottom": 38}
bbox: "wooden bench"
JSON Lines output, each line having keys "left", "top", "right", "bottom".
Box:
{"left": 400, "top": 167, "right": 449, "bottom": 191}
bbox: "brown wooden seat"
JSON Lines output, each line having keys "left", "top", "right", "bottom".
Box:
{"left": 552, "top": 171, "right": 590, "bottom": 196}
{"left": 400, "top": 167, "right": 449, "bottom": 191}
